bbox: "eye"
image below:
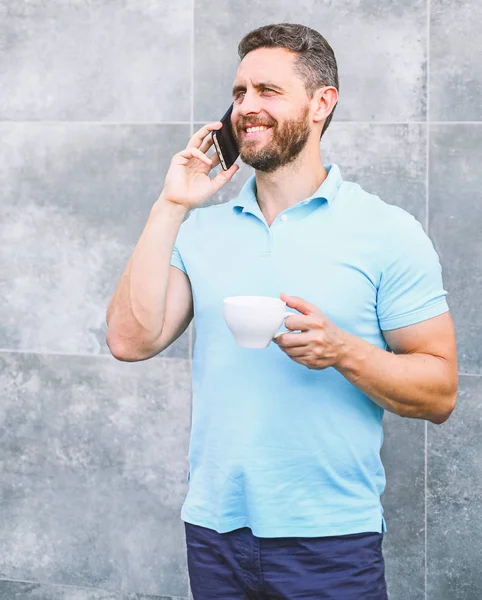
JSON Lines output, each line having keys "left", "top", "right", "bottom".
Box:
{"left": 233, "top": 88, "right": 276, "bottom": 101}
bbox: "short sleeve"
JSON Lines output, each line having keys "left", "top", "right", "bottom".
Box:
{"left": 377, "top": 210, "right": 449, "bottom": 331}
{"left": 169, "top": 211, "right": 194, "bottom": 275}
{"left": 170, "top": 245, "right": 187, "bottom": 274}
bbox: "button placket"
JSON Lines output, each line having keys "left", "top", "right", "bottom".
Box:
{"left": 266, "top": 228, "right": 274, "bottom": 255}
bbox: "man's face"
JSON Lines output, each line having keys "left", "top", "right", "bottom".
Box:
{"left": 231, "top": 48, "right": 313, "bottom": 173}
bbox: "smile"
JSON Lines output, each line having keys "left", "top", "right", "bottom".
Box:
{"left": 243, "top": 126, "right": 272, "bottom": 137}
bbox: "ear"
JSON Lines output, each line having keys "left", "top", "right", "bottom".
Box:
{"left": 312, "top": 86, "right": 338, "bottom": 124}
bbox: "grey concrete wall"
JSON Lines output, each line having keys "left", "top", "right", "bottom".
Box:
{"left": 0, "top": 1, "right": 480, "bottom": 599}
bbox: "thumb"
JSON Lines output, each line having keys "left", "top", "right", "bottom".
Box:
{"left": 280, "top": 294, "right": 316, "bottom": 316}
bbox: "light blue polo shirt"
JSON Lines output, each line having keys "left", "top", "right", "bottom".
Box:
{"left": 170, "top": 163, "right": 449, "bottom": 537}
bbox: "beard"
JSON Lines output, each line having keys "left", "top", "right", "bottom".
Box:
{"left": 234, "top": 104, "right": 311, "bottom": 173}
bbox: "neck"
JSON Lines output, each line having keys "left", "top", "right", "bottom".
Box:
{"left": 253, "top": 143, "right": 328, "bottom": 226}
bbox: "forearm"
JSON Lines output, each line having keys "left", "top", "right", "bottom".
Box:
{"left": 106, "top": 195, "right": 188, "bottom": 352}
{"left": 335, "top": 332, "right": 458, "bottom": 424}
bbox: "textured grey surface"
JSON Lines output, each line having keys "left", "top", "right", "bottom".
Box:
{"left": 0, "top": 123, "right": 190, "bottom": 358}
{"left": 194, "top": 0, "right": 427, "bottom": 122}
{"left": 0, "top": 1, "right": 192, "bottom": 122}
{"left": 0, "top": 1, "right": 479, "bottom": 599}
{"left": 431, "top": 0, "right": 482, "bottom": 121}
{"left": 0, "top": 580, "right": 188, "bottom": 599}
{"left": 381, "top": 412, "right": 425, "bottom": 600}
{"left": 0, "top": 581, "right": 122, "bottom": 600}
{"left": 427, "top": 376, "right": 482, "bottom": 599}
{"left": 0, "top": 352, "right": 191, "bottom": 597}
{"left": 429, "top": 125, "right": 482, "bottom": 375}
{"left": 322, "top": 123, "right": 427, "bottom": 221}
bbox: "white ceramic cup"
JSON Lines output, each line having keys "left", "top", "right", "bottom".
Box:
{"left": 223, "top": 295, "right": 293, "bottom": 349}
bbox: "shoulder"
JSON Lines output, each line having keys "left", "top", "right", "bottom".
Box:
{"left": 337, "top": 180, "right": 425, "bottom": 238}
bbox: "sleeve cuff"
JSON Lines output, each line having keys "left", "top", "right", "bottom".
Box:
{"left": 170, "top": 257, "right": 187, "bottom": 274}
{"left": 379, "top": 299, "right": 449, "bottom": 331}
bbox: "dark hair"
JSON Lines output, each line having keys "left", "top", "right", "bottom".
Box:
{"left": 238, "top": 23, "right": 339, "bottom": 139}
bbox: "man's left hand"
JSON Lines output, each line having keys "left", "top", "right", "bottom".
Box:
{"left": 273, "top": 293, "right": 347, "bottom": 370}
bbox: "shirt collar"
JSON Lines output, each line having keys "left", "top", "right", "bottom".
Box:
{"left": 232, "top": 163, "right": 343, "bottom": 214}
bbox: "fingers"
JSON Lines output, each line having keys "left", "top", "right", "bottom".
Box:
{"left": 188, "top": 122, "right": 222, "bottom": 150}
{"left": 179, "top": 123, "right": 239, "bottom": 190}
{"left": 282, "top": 347, "right": 307, "bottom": 358}
{"left": 178, "top": 147, "right": 212, "bottom": 167}
{"left": 210, "top": 162, "right": 239, "bottom": 193}
{"left": 208, "top": 150, "right": 221, "bottom": 168}
{"left": 284, "top": 315, "right": 312, "bottom": 332}
{"left": 199, "top": 132, "right": 215, "bottom": 154}
{"left": 282, "top": 295, "right": 317, "bottom": 316}
{"left": 176, "top": 144, "right": 221, "bottom": 173}
{"left": 187, "top": 127, "right": 219, "bottom": 169}
{"left": 275, "top": 332, "right": 311, "bottom": 348}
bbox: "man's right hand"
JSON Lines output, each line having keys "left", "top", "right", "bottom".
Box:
{"left": 160, "top": 122, "right": 240, "bottom": 210}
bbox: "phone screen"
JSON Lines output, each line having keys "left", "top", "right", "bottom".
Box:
{"left": 212, "top": 104, "right": 240, "bottom": 171}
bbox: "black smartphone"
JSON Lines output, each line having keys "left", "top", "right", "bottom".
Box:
{"left": 211, "top": 104, "right": 239, "bottom": 171}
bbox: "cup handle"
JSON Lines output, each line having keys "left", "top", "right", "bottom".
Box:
{"left": 273, "top": 311, "right": 294, "bottom": 339}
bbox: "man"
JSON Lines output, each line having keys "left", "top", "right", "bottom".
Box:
{"left": 106, "top": 23, "right": 458, "bottom": 600}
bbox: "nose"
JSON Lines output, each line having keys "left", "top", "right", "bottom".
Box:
{"left": 236, "top": 91, "right": 263, "bottom": 117}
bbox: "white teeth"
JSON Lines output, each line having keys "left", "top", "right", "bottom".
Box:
{"left": 246, "top": 126, "right": 269, "bottom": 133}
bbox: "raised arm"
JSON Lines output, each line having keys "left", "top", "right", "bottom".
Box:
{"left": 106, "top": 122, "right": 239, "bottom": 361}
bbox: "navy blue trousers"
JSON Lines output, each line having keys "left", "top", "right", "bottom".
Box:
{"left": 185, "top": 522, "right": 388, "bottom": 599}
